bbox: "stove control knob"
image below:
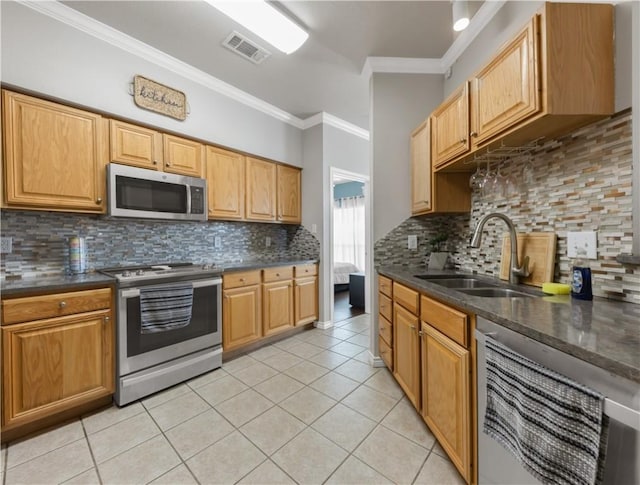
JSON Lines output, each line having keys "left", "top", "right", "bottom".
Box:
{"left": 122, "top": 270, "right": 132, "bottom": 277}
{"left": 136, "top": 269, "right": 145, "bottom": 276}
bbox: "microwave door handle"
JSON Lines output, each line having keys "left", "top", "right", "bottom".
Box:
{"left": 185, "top": 184, "right": 192, "bottom": 214}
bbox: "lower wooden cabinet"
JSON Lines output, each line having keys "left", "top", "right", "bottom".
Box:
{"left": 223, "top": 264, "right": 317, "bottom": 351}
{"left": 223, "top": 271, "right": 262, "bottom": 351}
{"left": 1, "top": 287, "right": 114, "bottom": 431}
{"left": 262, "top": 266, "right": 294, "bottom": 336}
{"left": 393, "top": 301, "right": 421, "bottom": 410}
{"left": 421, "top": 323, "right": 471, "bottom": 482}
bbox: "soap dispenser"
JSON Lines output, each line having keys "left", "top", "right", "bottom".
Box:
{"left": 570, "top": 248, "right": 593, "bottom": 300}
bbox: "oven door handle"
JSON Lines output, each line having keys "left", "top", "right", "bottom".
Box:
{"left": 120, "top": 277, "right": 222, "bottom": 298}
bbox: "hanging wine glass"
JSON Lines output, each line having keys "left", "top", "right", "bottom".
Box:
{"left": 469, "top": 161, "right": 485, "bottom": 190}
{"left": 482, "top": 161, "right": 498, "bottom": 197}
{"left": 504, "top": 161, "right": 519, "bottom": 197}
{"left": 522, "top": 153, "right": 534, "bottom": 187}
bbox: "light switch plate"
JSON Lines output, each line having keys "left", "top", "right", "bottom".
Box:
{"left": 311, "top": 224, "right": 317, "bottom": 234}
{"left": 265, "top": 236, "right": 271, "bottom": 247}
{"left": 408, "top": 235, "right": 417, "bottom": 250}
{"left": 214, "top": 236, "right": 221, "bottom": 248}
{"left": 567, "top": 231, "right": 597, "bottom": 259}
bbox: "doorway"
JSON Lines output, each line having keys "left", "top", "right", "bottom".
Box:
{"left": 330, "top": 168, "right": 369, "bottom": 324}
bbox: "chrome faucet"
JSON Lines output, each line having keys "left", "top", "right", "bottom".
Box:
{"left": 470, "top": 212, "right": 531, "bottom": 285}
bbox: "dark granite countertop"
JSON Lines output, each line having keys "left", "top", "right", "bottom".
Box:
{"left": 378, "top": 266, "right": 640, "bottom": 384}
{"left": 1, "top": 272, "right": 116, "bottom": 297}
{"left": 1, "top": 260, "right": 319, "bottom": 297}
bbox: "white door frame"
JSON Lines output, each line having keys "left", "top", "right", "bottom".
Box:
{"left": 329, "top": 167, "right": 371, "bottom": 324}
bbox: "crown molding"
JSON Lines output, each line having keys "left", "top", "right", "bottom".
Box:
{"left": 363, "top": 0, "right": 506, "bottom": 78}
{"left": 17, "top": 0, "right": 307, "bottom": 127}
{"left": 361, "top": 57, "right": 444, "bottom": 78}
{"left": 303, "top": 112, "right": 370, "bottom": 141}
{"left": 441, "top": 0, "right": 507, "bottom": 71}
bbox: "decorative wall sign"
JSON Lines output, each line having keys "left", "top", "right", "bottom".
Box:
{"left": 132, "top": 75, "right": 187, "bottom": 120}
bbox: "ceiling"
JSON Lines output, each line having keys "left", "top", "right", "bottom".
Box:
{"left": 62, "top": 1, "right": 484, "bottom": 130}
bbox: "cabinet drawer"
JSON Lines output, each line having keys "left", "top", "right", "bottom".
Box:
{"left": 223, "top": 270, "right": 261, "bottom": 289}
{"left": 379, "top": 335, "right": 393, "bottom": 371}
{"left": 379, "top": 314, "right": 392, "bottom": 347}
{"left": 2, "top": 288, "right": 111, "bottom": 325}
{"left": 263, "top": 266, "right": 293, "bottom": 283}
{"left": 294, "top": 264, "right": 317, "bottom": 278}
{"left": 420, "top": 295, "right": 468, "bottom": 348}
{"left": 379, "top": 293, "right": 392, "bottom": 321}
{"left": 378, "top": 275, "right": 393, "bottom": 298}
{"left": 393, "top": 282, "right": 419, "bottom": 315}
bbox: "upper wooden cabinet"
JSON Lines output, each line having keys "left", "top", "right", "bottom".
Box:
{"left": 433, "top": 2, "right": 614, "bottom": 170}
{"left": 110, "top": 120, "right": 203, "bottom": 177}
{"left": 471, "top": 18, "right": 539, "bottom": 146}
{"left": 205, "top": 146, "right": 245, "bottom": 221}
{"left": 410, "top": 118, "right": 470, "bottom": 216}
{"left": 246, "top": 157, "right": 277, "bottom": 222}
{"left": 2, "top": 90, "right": 108, "bottom": 213}
{"left": 277, "top": 164, "right": 301, "bottom": 224}
{"left": 431, "top": 83, "right": 470, "bottom": 168}
{"left": 110, "top": 120, "right": 162, "bottom": 170}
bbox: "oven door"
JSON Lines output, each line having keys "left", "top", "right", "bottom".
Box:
{"left": 117, "top": 277, "right": 221, "bottom": 376}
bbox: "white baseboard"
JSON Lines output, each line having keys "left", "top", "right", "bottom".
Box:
{"left": 314, "top": 320, "right": 334, "bottom": 330}
{"left": 369, "top": 351, "right": 385, "bottom": 368}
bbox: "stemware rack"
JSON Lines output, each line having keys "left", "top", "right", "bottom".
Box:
{"left": 463, "top": 137, "right": 544, "bottom": 166}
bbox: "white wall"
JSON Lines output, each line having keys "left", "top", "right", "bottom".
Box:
{"left": 371, "top": 73, "right": 444, "bottom": 241}
{"left": 0, "top": 1, "right": 302, "bottom": 165}
{"left": 323, "top": 125, "right": 369, "bottom": 176}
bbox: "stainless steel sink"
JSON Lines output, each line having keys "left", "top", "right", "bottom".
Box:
{"left": 429, "top": 278, "right": 500, "bottom": 289}
{"left": 458, "top": 288, "right": 535, "bottom": 298}
{"left": 413, "top": 274, "right": 470, "bottom": 280}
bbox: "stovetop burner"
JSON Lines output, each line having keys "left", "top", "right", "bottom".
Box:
{"left": 99, "top": 262, "right": 222, "bottom": 286}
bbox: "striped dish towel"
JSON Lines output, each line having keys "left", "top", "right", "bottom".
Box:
{"left": 139, "top": 283, "right": 193, "bottom": 334}
{"left": 484, "top": 336, "right": 609, "bottom": 485}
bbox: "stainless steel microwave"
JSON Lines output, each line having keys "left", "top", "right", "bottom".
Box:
{"left": 108, "top": 163, "right": 207, "bottom": 221}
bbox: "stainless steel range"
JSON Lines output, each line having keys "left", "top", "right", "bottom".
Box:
{"left": 100, "top": 263, "right": 222, "bottom": 406}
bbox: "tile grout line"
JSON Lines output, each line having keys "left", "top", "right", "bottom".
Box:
{"left": 80, "top": 417, "right": 104, "bottom": 485}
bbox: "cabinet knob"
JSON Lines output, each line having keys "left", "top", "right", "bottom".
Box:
{"left": 419, "top": 330, "right": 424, "bottom": 337}
{"left": 165, "top": 162, "right": 171, "bottom": 167}
{"left": 240, "top": 278, "right": 245, "bottom": 282}
{"left": 104, "top": 316, "right": 110, "bottom": 324}
{"left": 410, "top": 325, "right": 417, "bottom": 331}
{"left": 459, "top": 138, "right": 467, "bottom": 144}
{"left": 96, "top": 197, "right": 103, "bottom": 204}
{"left": 276, "top": 273, "right": 280, "bottom": 277}
{"left": 59, "top": 301, "right": 66, "bottom": 309}
{"left": 153, "top": 160, "right": 158, "bottom": 165}
{"left": 305, "top": 269, "right": 308, "bottom": 273}
{"left": 470, "top": 131, "right": 478, "bottom": 137}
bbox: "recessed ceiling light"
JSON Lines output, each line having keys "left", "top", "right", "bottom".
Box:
{"left": 206, "top": 1, "right": 308, "bottom": 54}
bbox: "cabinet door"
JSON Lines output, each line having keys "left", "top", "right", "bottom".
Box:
{"left": 393, "top": 303, "right": 421, "bottom": 410}
{"left": 294, "top": 276, "right": 318, "bottom": 326}
{"left": 163, "top": 134, "right": 203, "bottom": 177}
{"left": 410, "top": 118, "right": 432, "bottom": 215}
{"left": 263, "top": 280, "right": 294, "bottom": 336}
{"left": 421, "top": 323, "right": 471, "bottom": 482}
{"left": 246, "top": 157, "right": 276, "bottom": 222}
{"left": 205, "top": 146, "right": 245, "bottom": 220}
{"left": 431, "top": 83, "right": 470, "bottom": 168}
{"left": 277, "top": 165, "right": 301, "bottom": 224}
{"left": 2, "top": 90, "right": 108, "bottom": 213}
{"left": 2, "top": 310, "right": 114, "bottom": 428}
{"left": 471, "top": 18, "right": 540, "bottom": 145}
{"left": 223, "top": 285, "right": 262, "bottom": 351}
{"left": 110, "top": 119, "right": 162, "bottom": 170}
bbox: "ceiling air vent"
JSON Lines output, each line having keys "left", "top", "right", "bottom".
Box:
{"left": 223, "top": 31, "right": 271, "bottom": 64}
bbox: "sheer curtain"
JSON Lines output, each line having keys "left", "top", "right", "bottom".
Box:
{"left": 333, "top": 196, "right": 365, "bottom": 271}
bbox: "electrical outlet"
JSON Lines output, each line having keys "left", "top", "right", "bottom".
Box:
{"left": 567, "top": 231, "right": 597, "bottom": 259}
{"left": 265, "top": 236, "right": 271, "bottom": 247}
{"left": 408, "top": 235, "right": 417, "bottom": 250}
{"left": 0, "top": 237, "right": 12, "bottom": 254}
{"left": 214, "top": 236, "right": 221, "bottom": 248}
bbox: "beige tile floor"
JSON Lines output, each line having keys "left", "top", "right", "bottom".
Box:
{"left": 1, "top": 313, "right": 465, "bottom": 485}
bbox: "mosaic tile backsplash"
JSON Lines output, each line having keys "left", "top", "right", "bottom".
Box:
{"left": 1, "top": 211, "right": 320, "bottom": 279}
{"left": 375, "top": 110, "right": 640, "bottom": 305}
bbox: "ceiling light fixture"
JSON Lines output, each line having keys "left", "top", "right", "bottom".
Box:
{"left": 207, "top": 1, "right": 308, "bottom": 54}
{"left": 452, "top": 0, "right": 470, "bottom": 32}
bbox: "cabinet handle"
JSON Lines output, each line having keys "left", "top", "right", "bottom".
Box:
{"left": 59, "top": 301, "right": 66, "bottom": 309}
{"left": 166, "top": 162, "right": 171, "bottom": 167}
{"left": 459, "top": 138, "right": 467, "bottom": 144}
{"left": 470, "top": 131, "right": 478, "bottom": 137}
{"left": 239, "top": 278, "right": 245, "bottom": 282}
{"left": 96, "top": 197, "right": 102, "bottom": 204}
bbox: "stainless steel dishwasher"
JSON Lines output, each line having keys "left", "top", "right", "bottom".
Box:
{"left": 476, "top": 316, "right": 640, "bottom": 484}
